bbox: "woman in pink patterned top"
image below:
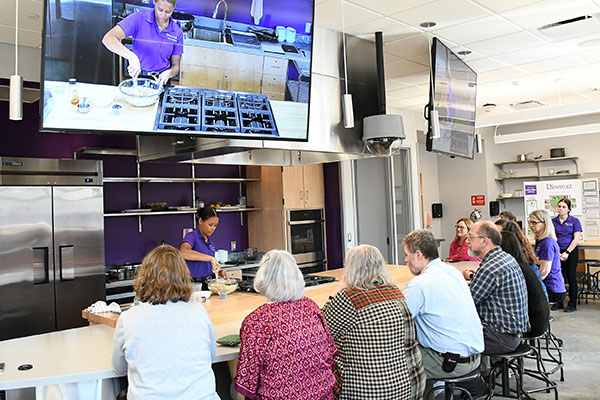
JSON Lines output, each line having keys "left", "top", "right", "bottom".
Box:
{"left": 235, "top": 250, "right": 338, "bottom": 400}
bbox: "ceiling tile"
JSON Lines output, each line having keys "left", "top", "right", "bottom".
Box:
{"left": 467, "top": 57, "right": 511, "bottom": 72}
{"left": 392, "top": 71, "right": 430, "bottom": 85}
{"left": 385, "top": 59, "right": 429, "bottom": 79}
{"left": 518, "top": 56, "right": 583, "bottom": 74}
{"left": 573, "top": 48, "right": 600, "bottom": 63}
{"left": 384, "top": 33, "right": 430, "bottom": 59}
{"left": 0, "top": 26, "right": 42, "bottom": 47}
{"left": 384, "top": 53, "right": 403, "bottom": 65}
{"left": 385, "top": 78, "right": 413, "bottom": 91}
{"left": 501, "top": 0, "right": 600, "bottom": 31}
{"left": 390, "top": 0, "right": 492, "bottom": 30}
{"left": 0, "top": 0, "right": 44, "bottom": 32}
{"left": 477, "top": 67, "right": 528, "bottom": 84}
{"left": 434, "top": 15, "right": 521, "bottom": 44}
{"left": 387, "top": 84, "right": 429, "bottom": 98}
{"left": 315, "top": 1, "right": 343, "bottom": 30}
{"left": 493, "top": 44, "right": 570, "bottom": 65}
{"left": 471, "top": 0, "right": 545, "bottom": 14}
{"left": 346, "top": 0, "right": 437, "bottom": 17}
{"left": 345, "top": 17, "right": 421, "bottom": 43}
{"left": 466, "top": 31, "right": 546, "bottom": 56}
{"left": 553, "top": 32, "right": 600, "bottom": 53}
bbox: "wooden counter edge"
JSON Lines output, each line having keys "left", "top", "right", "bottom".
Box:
{"left": 82, "top": 310, "right": 118, "bottom": 328}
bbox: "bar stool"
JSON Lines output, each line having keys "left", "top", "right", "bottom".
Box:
{"left": 578, "top": 259, "right": 600, "bottom": 303}
{"left": 522, "top": 332, "right": 559, "bottom": 400}
{"left": 542, "top": 316, "right": 565, "bottom": 381}
{"left": 424, "top": 368, "right": 482, "bottom": 400}
{"left": 488, "top": 343, "right": 533, "bottom": 399}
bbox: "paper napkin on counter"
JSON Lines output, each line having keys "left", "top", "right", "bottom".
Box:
{"left": 85, "top": 300, "right": 121, "bottom": 314}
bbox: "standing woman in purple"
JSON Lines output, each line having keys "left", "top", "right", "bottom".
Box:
{"left": 180, "top": 207, "right": 225, "bottom": 289}
{"left": 529, "top": 209, "right": 567, "bottom": 309}
{"left": 552, "top": 198, "right": 582, "bottom": 312}
{"left": 102, "top": 0, "right": 183, "bottom": 85}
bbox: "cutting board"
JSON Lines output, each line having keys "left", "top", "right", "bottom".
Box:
{"left": 261, "top": 42, "right": 285, "bottom": 54}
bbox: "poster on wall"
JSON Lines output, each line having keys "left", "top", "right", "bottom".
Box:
{"left": 523, "top": 178, "right": 600, "bottom": 240}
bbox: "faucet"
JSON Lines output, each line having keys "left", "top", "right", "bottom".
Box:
{"left": 211, "top": 0, "right": 228, "bottom": 21}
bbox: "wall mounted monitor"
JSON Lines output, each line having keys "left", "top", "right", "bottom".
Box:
{"left": 425, "top": 37, "right": 477, "bottom": 159}
{"left": 40, "top": 0, "right": 314, "bottom": 142}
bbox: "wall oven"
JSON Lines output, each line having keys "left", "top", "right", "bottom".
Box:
{"left": 286, "top": 209, "right": 326, "bottom": 272}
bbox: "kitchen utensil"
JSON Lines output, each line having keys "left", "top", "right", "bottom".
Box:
{"left": 207, "top": 277, "right": 240, "bottom": 294}
{"left": 143, "top": 201, "right": 167, "bottom": 211}
{"left": 285, "top": 27, "right": 296, "bottom": 43}
{"left": 550, "top": 148, "right": 565, "bottom": 158}
{"left": 77, "top": 98, "right": 90, "bottom": 114}
{"left": 171, "top": 11, "right": 195, "bottom": 32}
{"left": 517, "top": 152, "right": 533, "bottom": 161}
{"left": 118, "top": 78, "right": 162, "bottom": 107}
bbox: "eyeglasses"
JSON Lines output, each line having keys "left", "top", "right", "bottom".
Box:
{"left": 528, "top": 220, "right": 543, "bottom": 225}
{"left": 466, "top": 234, "right": 485, "bottom": 240}
{"left": 455, "top": 225, "right": 467, "bottom": 230}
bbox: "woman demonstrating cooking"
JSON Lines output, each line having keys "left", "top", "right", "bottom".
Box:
{"left": 101, "top": 0, "right": 183, "bottom": 86}
{"left": 180, "top": 207, "right": 225, "bottom": 288}
{"left": 552, "top": 197, "right": 582, "bottom": 313}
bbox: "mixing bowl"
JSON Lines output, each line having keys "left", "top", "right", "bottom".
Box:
{"left": 118, "top": 78, "right": 162, "bottom": 107}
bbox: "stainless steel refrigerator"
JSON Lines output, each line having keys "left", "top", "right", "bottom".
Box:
{"left": 0, "top": 157, "right": 105, "bottom": 341}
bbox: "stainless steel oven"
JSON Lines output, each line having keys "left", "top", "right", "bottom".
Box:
{"left": 286, "top": 209, "right": 326, "bottom": 272}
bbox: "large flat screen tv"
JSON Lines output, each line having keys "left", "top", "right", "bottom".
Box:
{"left": 425, "top": 37, "right": 477, "bottom": 159}
{"left": 40, "top": 0, "right": 314, "bottom": 141}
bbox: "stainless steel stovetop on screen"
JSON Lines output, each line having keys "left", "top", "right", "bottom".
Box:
{"left": 154, "top": 87, "right": 279, "bottom": 136}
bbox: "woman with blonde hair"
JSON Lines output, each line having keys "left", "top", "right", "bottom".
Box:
{"left": 111, "top": 245, "right": 219, "bottom": 400}
{"left": 235, "top": 250, "right": 337, "bottom": 400}
{"left": 529, "top": 210, "right": 567, "bottom": 309}
{"left": 322, "top": 245, "right": 425, "bottom": 399}
{"left": 448, "top": 218, "right": 481, "bottom": 261}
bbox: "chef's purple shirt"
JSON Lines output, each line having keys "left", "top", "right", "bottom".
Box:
{"left": 535, "top": 237, "right": 566, "bottom": 294}
{"left": 552, "top": 215, "right": 582, "bottom": 250}
{"left": 118, "top": 9, "right": 183, "bottom": 72}
{"left": 181, "top": 229, "right": 215, "bottom": 278}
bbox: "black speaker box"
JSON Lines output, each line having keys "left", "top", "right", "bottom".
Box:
{"left": 432, "top": 203, "right": 443, "bottom": 218}
{"left": 489, "top": 201, "right": 500, "bottom": 217}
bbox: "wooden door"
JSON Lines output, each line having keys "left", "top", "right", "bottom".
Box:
{"left": 282, "top": 166, "right": 305, "bottom": 209}
{"left": 303, "top": 164, "right": 325, "bottom": 209}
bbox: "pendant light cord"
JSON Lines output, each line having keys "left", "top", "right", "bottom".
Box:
{"left": 15, "top": 0, "right": 19, "bottom": 75}
{"left": 341, "top": 0, "right": 349, "bottom": 95}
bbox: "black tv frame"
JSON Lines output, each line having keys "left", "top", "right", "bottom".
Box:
{"left": 425, "top": 37, "right": 477, "bottom": 159}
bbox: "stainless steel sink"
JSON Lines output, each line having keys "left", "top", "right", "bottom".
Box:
{"left": 192, "top": 27, "right": 223, "bottom": 42}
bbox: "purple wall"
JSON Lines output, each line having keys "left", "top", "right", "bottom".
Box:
{"left": 324, "top": 162, "right": 343, "bottom": 270}
{"left": 128, "top": 0, "right": 314, "bottom": 33}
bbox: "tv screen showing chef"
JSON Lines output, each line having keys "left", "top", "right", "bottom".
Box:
{"left": 40, "top": 0, "right": 314, "bottom": 141}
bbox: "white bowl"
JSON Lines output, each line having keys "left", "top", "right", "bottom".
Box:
{"left": 88, "top": 87, "right": 116, "bottom": 107}
{"left": 502, "top": 192, "right": 513, "bottom": 198}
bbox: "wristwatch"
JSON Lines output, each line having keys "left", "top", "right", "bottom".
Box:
{"left": 564, "top": 250, "right": 570, "bottom": 255}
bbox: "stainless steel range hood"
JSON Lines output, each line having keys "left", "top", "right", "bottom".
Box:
{"left": 137, "top": 27, "right": 379, "bottom": 165}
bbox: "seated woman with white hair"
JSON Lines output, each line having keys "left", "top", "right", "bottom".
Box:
{"left": 235, "top": 250, "right": 337, "bottom": 400}
{"left": 322, "top": 244, "right": 425, "bottom": 400}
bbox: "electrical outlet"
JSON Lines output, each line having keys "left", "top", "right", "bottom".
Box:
{"left": 305, "top": 22, "right": 312, "bottom": 34}
{"left": 230, "top": 241, "right": 237, "bottom": 252}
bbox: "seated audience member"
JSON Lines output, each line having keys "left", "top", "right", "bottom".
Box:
{"left": 448, "top": 218, "right": 482, "bottom": 262}
{"left": 111, "top": 245, "right": 219, "bottom": 400}
{"left": 462, "top": 221, "right": 529, "bottom": 354}
{"left": 529, "top": 209, "right": 568, "bottom": 310}
{"left": 235, "top": 250, "right": 337, "bottom": 400}
{"left": 495, "top": 218, "right": 547, "bottom": 298}
{"left": 498, "top": 210, "right": 517, "bottom": 222}
{"left": 500, "top": 231, "right": 550, "bottom": 337}
{"left": 403, "top": 230, "right": 485, "bottom": 397}
{"left": 322, "top": 245, "right": 425, "bottom": 400}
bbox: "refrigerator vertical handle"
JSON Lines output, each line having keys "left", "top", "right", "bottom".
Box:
{"left": 32, "top": 247, "right": 49, "bottom": 284}
{"left": 59, "top": 245, "right": 75, "bottom": 281}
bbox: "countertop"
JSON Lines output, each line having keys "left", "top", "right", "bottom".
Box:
{"left": 0, "top": 262, "right": 477, "bottom": 391}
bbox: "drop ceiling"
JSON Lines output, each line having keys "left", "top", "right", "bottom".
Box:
{"left": 4, "top": 0, "right": 600, "bottom": 119}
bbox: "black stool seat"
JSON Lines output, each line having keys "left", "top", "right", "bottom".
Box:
{"left": 425, "top": 368, "right": 482, "bottom": 400}
{"left": 488, "top": 343, "right": 534, "bottom": 399}
{"left": 491, "top": 343, "right": 532, "bottom": 359}
{"left": 579, "top": 259, "right": 600, "bottom": 264}
{"left": 439, "top": 368, "right": 481, "bottom": 383}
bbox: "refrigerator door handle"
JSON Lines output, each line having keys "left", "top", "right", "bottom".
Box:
{"left": 32, "top": 246, "right": 50, "bottom": 284}
{"left": 59, "top": 245, "right": 75, "bottom": 281}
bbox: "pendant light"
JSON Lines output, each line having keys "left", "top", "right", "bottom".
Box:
{"left": 340, "top": 0, "right": 354, "bottom": 128}
{"left": 10, "top": 0, "right": 23, "bottom": 121}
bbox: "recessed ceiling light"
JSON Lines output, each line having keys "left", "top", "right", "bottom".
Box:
{"left": 578, "top": 39, "right": 600, "bottom": 48}
{"left": 419, "top": 21, "right": 436, "bottom": 28}
{"left": 457, "top": 50, "right": 472, "bottom": 56}
{"left": 26, "top": 13, "right": 39, "bottom": 19}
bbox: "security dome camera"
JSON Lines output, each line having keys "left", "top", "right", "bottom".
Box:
{"left": 362, "top": 114, "right": 406, "bottom": 157}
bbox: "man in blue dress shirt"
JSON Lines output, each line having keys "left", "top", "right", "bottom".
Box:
{"left": 403, "top": 229, "right": 484, "bottom": 396}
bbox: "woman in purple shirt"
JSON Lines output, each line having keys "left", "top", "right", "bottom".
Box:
{"left": 529, "top": 209, "right": 567, "bottom": 309}
{"left": 180, "top": 207, "right": 225, "bottom": 288}
{"left": 552, "top": 197, "right": 582, "bottom": 312}
{"left": 102, "top": 0, "right": 183, "bottom": 85}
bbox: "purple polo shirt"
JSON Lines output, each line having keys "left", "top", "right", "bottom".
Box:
{"left": 181, "top": 229, "right": 215, "bottom": 278}
{"left": 118, "top": 9, "right": 183, "bottom": 72}
{"left": 552, "top": 215, "right": 582, "bottom": 250}
{"left": 535, "top": 237, "right": 566, "bottom": 294}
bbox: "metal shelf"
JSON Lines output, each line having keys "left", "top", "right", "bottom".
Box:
{"left": 106, "top": 279, "right": 135, "bottom": 289}
{"left": 104, "top": 177, "right": 260, "bottom": 183}
{"left": 493, "top": 156, "right": 578, "bottom": 166}
{"left": 106, "top": 292, "right": 135, "bottom": 301}
{"left": 497, "top": 196, "right": 524, "bottom": 200}
{"left": 104, "top": 207, "right": 261, "bottom": 217}
{"left": 495, "top": 174, "right": 580, "bottom": 181}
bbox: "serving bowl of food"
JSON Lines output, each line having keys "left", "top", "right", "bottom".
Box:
{"left": 207, "top": 278, "right": 241, "bottom": 295}
{"left": 118, "top": 78, "right": 162, "bottom": 107}
{"left": 143, "top": 201, "right": 168, "bottom": 211}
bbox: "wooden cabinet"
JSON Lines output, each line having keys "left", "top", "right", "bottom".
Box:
{"left": 246, "top": 164, "right": 325, "bottom": 252}
{"left": 261, "top": 56, "right": 288, "bottom": 100}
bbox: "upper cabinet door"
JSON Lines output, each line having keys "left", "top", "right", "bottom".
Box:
{"left": 303, "top": 164, "right": 325, "bottom": 209}
{"left": 282, "top": 166, "right": 305, "bottom": 209}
